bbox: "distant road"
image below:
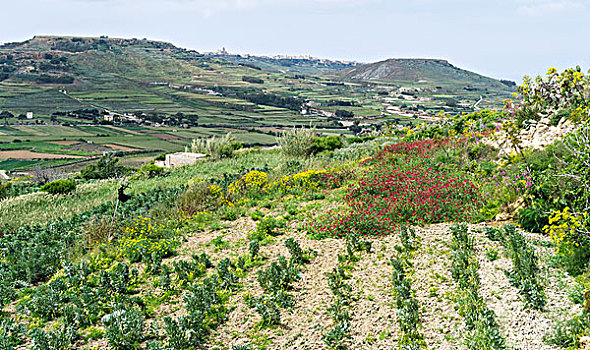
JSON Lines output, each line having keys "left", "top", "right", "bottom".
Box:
{"left": 473, "top": 96, "right": 483, "bottom": 110}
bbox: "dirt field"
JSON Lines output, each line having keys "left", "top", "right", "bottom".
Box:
{"left": 105, "top": 144, "right": 138, "bottom": 151}
{"left": 47, "top": 140, "right": 80, "bottom": 146}
{"left": 0, "top": 150, "right": 86, "bottom": 159}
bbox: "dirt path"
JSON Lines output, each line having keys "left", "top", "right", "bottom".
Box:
{"left": 413, "top": 225, "right": 467, "bottom": 350}
{"left": 347, "top": 235, "right": 400, "bottom": 349}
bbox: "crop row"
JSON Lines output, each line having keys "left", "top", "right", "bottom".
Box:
{"left": 485, "top": 225, "right": 546, "bottom": 310}
{"left": 323, "top": 233, "right": 372, "bottom": 349}
{"left": 390, "top": 226, "right": 426, "bottom": 349}
{"left": 449, "top": 224, "right": 506, "bottom": 350}
{"left": 247, "top": 238, "right": 317, "bottom": 328}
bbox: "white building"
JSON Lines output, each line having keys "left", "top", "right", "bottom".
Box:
{"left": 26, "top": 112, "right": 33, "bottom": 119}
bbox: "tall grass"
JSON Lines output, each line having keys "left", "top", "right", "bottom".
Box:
{"left": 276, "top": 126, "right": 316, "bottom": 157}
{"left": 186, "top": 133, "right": 237, "bottom": 159}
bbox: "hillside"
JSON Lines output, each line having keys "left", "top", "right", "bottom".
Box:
{"left": 0, "top": 36, "right": 515, "bottom": 173}
{"left": 331, "top": 58, "right": 515, "bottom": 90}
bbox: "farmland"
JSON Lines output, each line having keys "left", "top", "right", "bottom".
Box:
{"left": 0, "top": 36, "right": 515, "bottom": 171}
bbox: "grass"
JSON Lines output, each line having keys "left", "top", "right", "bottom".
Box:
{"left": 0, "top": 179, "right": 118, "bottom": 229}
{"left": 0, "top": 148, "right": 286, "bottom": 228}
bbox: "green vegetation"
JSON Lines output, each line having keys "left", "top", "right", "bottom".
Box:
{"left": 39, "top": 178, "right": 77, "bottom": 194}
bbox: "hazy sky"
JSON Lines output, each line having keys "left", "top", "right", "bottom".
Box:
{"left": 1, "top": 0, "right": 588, "bottom": 82}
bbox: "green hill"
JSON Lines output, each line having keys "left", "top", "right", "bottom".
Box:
{"left": 330, "top": 58, "right": 515, "bottom": 91}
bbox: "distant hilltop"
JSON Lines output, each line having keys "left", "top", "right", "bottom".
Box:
{"left": 330, "top": 57, "right": 516, "bottom": 89}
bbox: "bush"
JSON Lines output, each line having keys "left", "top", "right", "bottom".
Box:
{"left": 80, "top": 155, "right": 130, "bottom": 180}
{"left": 310, "top": 136, "right": 344, "bottom": 155}
{"left": 138, "top": 163, "right": 165, "bottom": 178}
{"left": 518, "top": 204, "right": 550, "bottom": 234}
{"left": 40, "top": 179, "right": 76, "bottom": 195}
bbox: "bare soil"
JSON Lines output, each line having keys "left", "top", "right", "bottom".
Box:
{"left": 0, "top": 150, "right": 86, "bottom": 159}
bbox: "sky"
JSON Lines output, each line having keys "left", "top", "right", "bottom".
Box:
{"left": 1, "top": 0, "right": 589, "bottom": 82}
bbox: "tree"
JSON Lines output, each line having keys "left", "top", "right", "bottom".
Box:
{"left": 0, "top": 111, "right": 14, "bottom": 125}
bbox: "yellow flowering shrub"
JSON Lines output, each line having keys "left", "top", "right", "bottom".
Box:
{"left": 266, "top": 169, "right": 327, "bottom": 195}
{"left": 543, "top": 208, "right": 589, "bottom": 267}
{"left": 119, "top": 216, "right": 174, "bottom": 262}
{"left": 227, "top": 170, "right": 268, "bottom": 197}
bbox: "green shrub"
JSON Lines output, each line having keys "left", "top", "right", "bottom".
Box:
{"left": 310, "top": 136, "right": 344, "bottom": 155}
{"left": 138, "top": 163, "right": 165, "bottom": 178}
{"left": 518, "top": 204, "right": 549, "bottom": 233}
{"left": 40, "top": 179, "right": 76, "bottom": 195}
{"left": 80, "top": 155, "right": 130, "bottom": 180}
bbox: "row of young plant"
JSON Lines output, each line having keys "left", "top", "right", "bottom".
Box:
{"left": 246, "top": 238, "right": 317, "bottom": 329}
{"left": 449, "top": 224, "right": 506, "bottom": 350}
{"left": 484, "top": 225, "right": 546, "bottom": 310}
{"left": 3, "top": 215, "right": 283, "bottom": 350}
{"left": 390, "top": 226, "right": 426, "bottom": 349}
{"left": 323, "top": 233, "right": 372, "bottom": 349}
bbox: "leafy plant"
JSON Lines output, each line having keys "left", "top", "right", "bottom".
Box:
{"left": 249, "top": 239, "right": 260, "bottom": 259}
{"left": 101, "top": 306, "right": 144, "bottom": 350}
{"left": 39, "top": 179, "right": 76, "bottom": 195}
{"left": 257, "top": 256, "right": 299, "bottom": 292}
{"left": 285, "top": 238, "right": 317, "bottom": 264}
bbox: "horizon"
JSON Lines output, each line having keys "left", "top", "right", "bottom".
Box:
{"left": 1, "top": 0, "right": 590, "bottom": 82}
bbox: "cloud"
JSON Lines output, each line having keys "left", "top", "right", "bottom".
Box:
{"left": 516, "top": 0, "right": 587, "bottom": 16}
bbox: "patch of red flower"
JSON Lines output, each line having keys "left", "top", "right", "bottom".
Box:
{"left": 307, "top": 138, "right": 483, "bottom": 239}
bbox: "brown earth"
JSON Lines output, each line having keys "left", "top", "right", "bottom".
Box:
{"left": 106, "top": 144, "right": 139, "bottom": 151}
{"left": 0, "top": 150, "right": 86, "bottom": 159}
{"left": 47, "top": 140, "right": 80, "bottom": 145}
